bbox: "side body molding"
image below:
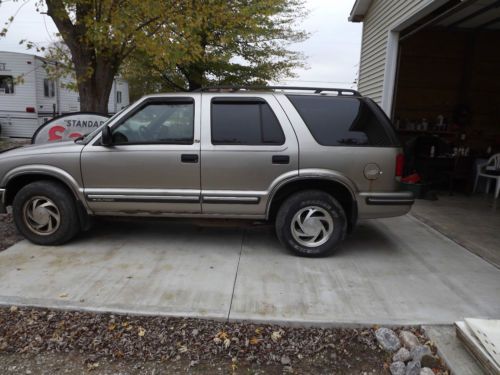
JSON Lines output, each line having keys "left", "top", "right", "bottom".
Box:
{"left": 1, "top": 164, "right": 87, "bottom": 208}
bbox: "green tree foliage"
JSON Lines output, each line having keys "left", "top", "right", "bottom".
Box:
{"left": 123, "top": 0, "right": 308, "bottom": 97}
{"left": 1, "top": 0, "right": 308, "bottom": 110}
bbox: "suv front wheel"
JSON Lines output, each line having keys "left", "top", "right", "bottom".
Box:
{"left": 12, "top": 180, "right": 80, "bottom": 246}
{"left": 275, "top": 190, "right": 347, "bottom": 257}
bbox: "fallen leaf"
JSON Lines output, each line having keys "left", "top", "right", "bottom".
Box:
{"left": 59, "top": 293, "right": 68, "bottom": 298}
{"left": 249, "top": 337, "right": 262, "bottom": 345}
{"left": 224, "top": 338, "right": 231, "bottom": 349}
{"left": 255, "top": 328, "right": 263, "bottom": 335}
{"left": 108, "top": 323, "right": 116, "bottom": 331}
{"left": 271, "top": 329, "right": 284, "bottom": 342}
{"left": 178, "top": 345, "right": 188, "bottom": 353}
{"left": 87, "top": 362, "right": 99, "bottom": 371}
{"left": 138, "top": 327, "right": 146, "bottom": 337}
{"left": 231, "top": 357, "right": 238, "bottom": 372}
{"left": 216, "top": 330, "right": 229, "bottom": 340}
{"left": 9, "top": 306, "right": 18, "bottom": 313}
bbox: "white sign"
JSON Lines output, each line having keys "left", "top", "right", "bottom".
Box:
{"left": 32, "top": 112, "right": 109, "bottom": 144}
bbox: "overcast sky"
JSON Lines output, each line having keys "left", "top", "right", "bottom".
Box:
{"left": 0, "top": 0, "right": 361, "bottom": 89}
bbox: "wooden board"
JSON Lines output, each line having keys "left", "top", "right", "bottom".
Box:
{"left": 455, "top": 321, "right": 500, "bottom": 375}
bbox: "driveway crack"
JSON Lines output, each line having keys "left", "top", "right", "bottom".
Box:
{"left": 227, "top": 228, "right": 245, "bottom": 321}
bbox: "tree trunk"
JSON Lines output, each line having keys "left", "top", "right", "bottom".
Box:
{"left": 72, "top": 52, "right": 117, "bottom": 114}
{"left": 77, "top": 70, "right": 116, "bottom": 114}
{"left": 184, "top": 64, "right": 204, "bottom": 91}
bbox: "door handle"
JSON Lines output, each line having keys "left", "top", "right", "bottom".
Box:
{"left": 272, "top": 155, "right": 290, "bottom": 164}
{"left": 181, "top": 154, "right": 199, "bottom": 163}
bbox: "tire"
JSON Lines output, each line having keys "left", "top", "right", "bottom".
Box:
{"left": 275, "top": 190, "right": 347, "bottom": 257}
{"left": 12, "top": 180, "right": 81, "bottom": 246}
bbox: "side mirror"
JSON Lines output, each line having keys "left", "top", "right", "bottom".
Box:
{"left": 101, "top": 126, "right": 113, "bottom": 146}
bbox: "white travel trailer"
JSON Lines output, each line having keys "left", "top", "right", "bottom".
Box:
{"left": 0, "top": 51, "right": 129, "bottom": 138}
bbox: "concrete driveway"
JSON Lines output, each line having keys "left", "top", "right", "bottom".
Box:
{"left": 0, "top": 215, "right": 499, "bottom": 326}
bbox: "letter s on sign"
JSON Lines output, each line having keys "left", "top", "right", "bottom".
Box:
{"left": 48, "top": 125, "right": 66, "bottom": 141}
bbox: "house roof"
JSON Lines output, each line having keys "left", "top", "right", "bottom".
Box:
{"left": 349, "top": 0, "right": 373, "bottom": 22}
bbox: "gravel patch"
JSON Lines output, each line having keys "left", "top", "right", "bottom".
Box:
{"left": 376, "top": 328, "right": 448, "bottom": 375}
{"left": 0, "top": 307, "right": 450, "bottom": 374}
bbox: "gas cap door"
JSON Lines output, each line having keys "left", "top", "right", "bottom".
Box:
{"left": 364, "top": 163, "right": 382, "bottom": 180}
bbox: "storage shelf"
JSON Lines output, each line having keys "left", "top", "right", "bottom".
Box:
{"left": 396, "top": 129, "right": 458, "bottom": 136}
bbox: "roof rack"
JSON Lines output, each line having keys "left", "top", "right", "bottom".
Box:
{"left": 197, "top": 85, "right": 361, "bottom": 96}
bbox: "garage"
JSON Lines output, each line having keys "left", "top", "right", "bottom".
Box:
{"left": 350, "top": 0, "right": 500, "bottom": 266}
{"left": 393, "top": 1, "right": 500, "bottom": 196}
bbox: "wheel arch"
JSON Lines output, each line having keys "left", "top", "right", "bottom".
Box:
{"left": 3, "top": 167, "right": 92, "bottom": 230}
{"left": 267, "top": 176, "right": 358, "bottom": 232}
{"left": 2, "top": 165, "right": 87, "bottom": 211}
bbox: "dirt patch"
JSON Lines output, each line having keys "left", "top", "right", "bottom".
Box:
{"left": 0, "top": 307, "right": 449, "bottom": 374}
{"left": 0, "top": 214, "right": 23, "bottom": 252}
{"left": 0, "top": 138, "right": 29, "bottom": 252}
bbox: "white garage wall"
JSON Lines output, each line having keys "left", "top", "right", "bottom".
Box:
{"left": 358, "top": 0, "right": 437, "bottom": 106}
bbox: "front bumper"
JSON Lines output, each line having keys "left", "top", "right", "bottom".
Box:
{"left": 0, "top": 188, "right": 6, "bottom": 214}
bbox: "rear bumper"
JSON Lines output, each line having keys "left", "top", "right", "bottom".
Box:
{"left": 357, "top": 191, "right": 414, "bottom": 219}
{"left": 0, "top": 188, "right": 6, "bottom": 214}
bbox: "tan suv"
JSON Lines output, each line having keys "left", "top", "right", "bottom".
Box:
{"left": 0, "top": 87, "right": 413, "bottom": 256}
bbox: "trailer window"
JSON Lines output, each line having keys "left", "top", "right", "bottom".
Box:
{"left": 0, "top": 76, "right": 14, "bottom": 94}
{"left": 44, "top": 79, "right": 55, "bottom": 97}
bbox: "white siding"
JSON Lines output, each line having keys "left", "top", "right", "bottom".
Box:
{"left": 58, "top": 74, "right": 80, "bottom": 113}
{"left": 358, "top": 0, "right": 435, "bottom": 104}
{"left": 34, "top": 57, "right": 58, "bottom": 117}
{"left": 107, "top": 78, "right": 130, "bottom": 113}
{"left": 0, "top": 52, "right": 38, "bottom": 137}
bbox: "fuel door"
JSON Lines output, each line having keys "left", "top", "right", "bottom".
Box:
{"left": 364, "top": 163, "right": 382, "bottom": 180}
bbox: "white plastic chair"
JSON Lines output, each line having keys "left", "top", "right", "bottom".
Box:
{"left": 474, "top": 153, "right": 500, "bottom": 199}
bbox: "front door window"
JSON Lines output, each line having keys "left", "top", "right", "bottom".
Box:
{"left": 112, "top": 100, "right": 194, "bottom": 145}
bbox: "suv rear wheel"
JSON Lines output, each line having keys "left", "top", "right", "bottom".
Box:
{"left": 275, "top": 190, "right": 347, "bottom": 257}
{"left": 12, "top": 181, "right": 80, "bottom": 246}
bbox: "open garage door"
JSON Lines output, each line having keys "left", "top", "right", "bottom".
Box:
{"left": 391, "top": 0, "right": 500, "bottom": 193}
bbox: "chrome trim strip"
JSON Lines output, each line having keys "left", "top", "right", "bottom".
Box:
{"left": 87, "top": 194, "right": 200, "bottom": 203}
{"left": 85, "top": 188, "right": 200, "bottom": 195}
{"left": 0, "top": 188, "right": 6, "bottom": 213}
{"left": 202, "top": 196, "right": 260, "bottom": 204}
{"left": 201, "top": 190, "right": 267, "bottom": 197}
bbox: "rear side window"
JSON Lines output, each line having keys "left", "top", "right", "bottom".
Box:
{"left": 287, "top": 95, "right": 395, "bottom": 146}
{"left": 211, "top": 99, "right": 285, "bottom": 145}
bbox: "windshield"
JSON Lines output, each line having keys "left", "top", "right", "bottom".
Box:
{"left": 76, "top": 106, "right": 129, "bottom": 144}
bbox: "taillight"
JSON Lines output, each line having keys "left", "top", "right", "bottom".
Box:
{"left": 26, "top": 107, "right": 36, "bottom": 113}
{"left": 395, "top": 153, "right": 405, "bottom": 179}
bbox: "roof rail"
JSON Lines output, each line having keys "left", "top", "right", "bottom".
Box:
{"left": 197, "top": 86, "right": 361, "bottom": 96}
